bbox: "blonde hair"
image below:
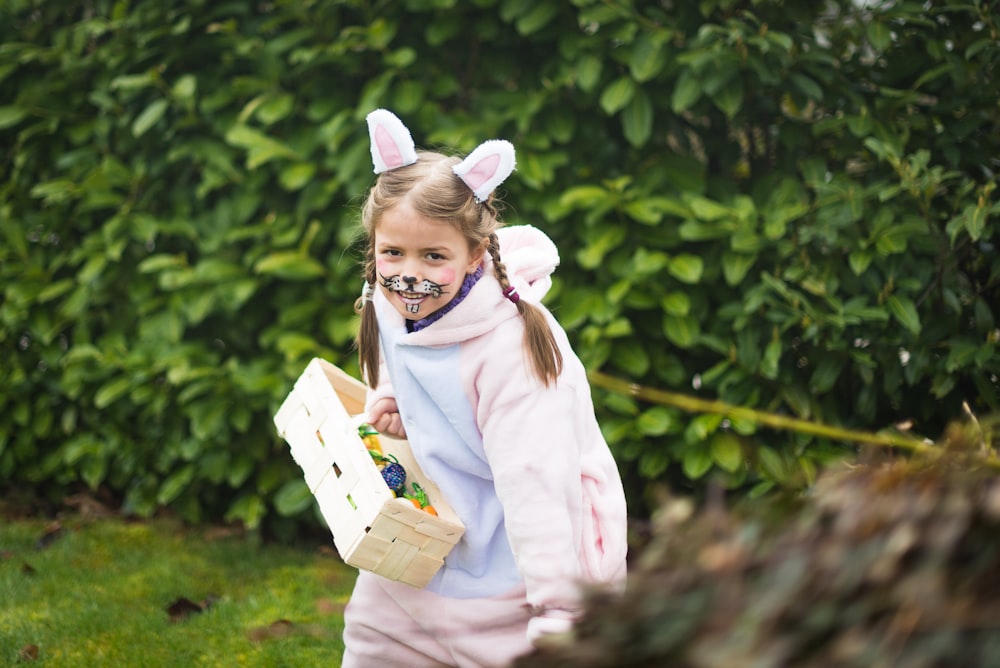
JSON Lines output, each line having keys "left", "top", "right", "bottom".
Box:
{"left": 354, "top": 151, "right": 563, "bottom": 387}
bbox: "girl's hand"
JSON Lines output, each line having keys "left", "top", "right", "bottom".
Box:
{"left": 367, "top": 397, "right": 406, "bottom": 439}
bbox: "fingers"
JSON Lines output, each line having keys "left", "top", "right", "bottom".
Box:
{"left": 377, "top": 413, "right": 406, "bottom": 439}
{"left": 368, "top": 398, "right": 407, "bottom": 439}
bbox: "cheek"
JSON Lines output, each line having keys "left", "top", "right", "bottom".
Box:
{"left": 375, "top": 258, "right": 391, "bottom": 276}
{"left": 437, "top": 268, "right": 456, "bottom": 285}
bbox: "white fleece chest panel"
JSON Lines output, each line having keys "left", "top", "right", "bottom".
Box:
{"left": 380, "top": 326, "right": 522, "bottom": 598}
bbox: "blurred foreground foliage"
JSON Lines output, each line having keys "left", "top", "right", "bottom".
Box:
{"left": 0, "top": 0, "right": 997, "bottom": 528}
{"left": 516, "top": 414, "right": 1000, "bottom": 667}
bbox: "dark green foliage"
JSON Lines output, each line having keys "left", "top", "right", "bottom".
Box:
{"left": 1, "top": 0, "right": 997, "bottom": 525}
{"left": 515, "top": 419, "right": 1000, "bottom": 667}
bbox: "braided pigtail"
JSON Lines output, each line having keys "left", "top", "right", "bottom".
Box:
{"left": 488, "top": 233, "right": 563, "bottom": 386}
{"left": 354, "top": 240, "right": 381, "bottom": 387}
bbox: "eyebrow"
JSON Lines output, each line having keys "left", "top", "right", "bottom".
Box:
{"left": 375, "top": 241, "right": 452, "bottom": 254}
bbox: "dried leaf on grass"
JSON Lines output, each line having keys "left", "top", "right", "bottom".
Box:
{"left": 62, "top": 492, "right": 117, "bottom": 519}
{"left": 246, "top": 619, "right": 336, "bottom": 643}
{"left": 35, "top": 521, "right": 65, "bottom": 550}
{"left": 166, "top": 596, "right": 216, "bottom": 622}
{"left": 316, "top": 598, "right": 346, "bottom": 616}
{"left": 19, "top": 644, "right": 39, "bottom": 661}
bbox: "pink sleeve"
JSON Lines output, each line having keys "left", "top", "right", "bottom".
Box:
{"left": 477, "top": 361, "right": 588, "bottom": 614}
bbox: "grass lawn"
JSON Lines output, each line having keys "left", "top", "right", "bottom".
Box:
{"left": 0, "top": 512, "right": 357, "bottom": 666}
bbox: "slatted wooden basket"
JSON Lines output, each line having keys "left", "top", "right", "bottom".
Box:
{"left": 273, "top": 358, "right": 465, "bottom": 588}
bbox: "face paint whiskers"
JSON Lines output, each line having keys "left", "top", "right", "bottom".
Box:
{"left": 380, "top": 274, "right": 450, "bottom": 314}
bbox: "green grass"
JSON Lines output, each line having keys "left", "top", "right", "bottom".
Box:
{"left": 0, "top": 516, "right": 356, "bottom": 666}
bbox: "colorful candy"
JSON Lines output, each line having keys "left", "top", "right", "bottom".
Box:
{"left": 403, "top": 482, "right": 438, "bottom": 516}
{"left": 358, "top": 423, "right": 437, "bottom": 513}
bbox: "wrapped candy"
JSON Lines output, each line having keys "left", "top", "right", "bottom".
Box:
{"left": 358, "top": 424, "right": 436, "bottom": 512}
{"left": 403, "top": 482, "right": 438, "bottom": 516}
{"left": 357, "top": 422, "right": 383, "bottom": 455}
{"left": 359, "top": 424, "right": 407, "bottom": 493}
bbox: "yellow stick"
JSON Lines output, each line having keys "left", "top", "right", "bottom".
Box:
{"left": 588, "top": 370, "right": 976, "bottom": 461}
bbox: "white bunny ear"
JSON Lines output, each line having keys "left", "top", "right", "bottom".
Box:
{"left": 366, "top": 109, "right": 417, "bottom": 174}
{"left": 452, "top": 139, "right": 516, "bottom": 202}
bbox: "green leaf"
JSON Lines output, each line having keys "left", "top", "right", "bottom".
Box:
{"left": 94, "top": 377, "right": 131, "bottom": 409}
{"left": 622, "top": 90, "right": 653, "bottom": 147}
{"left": 138, "top": 254, "right": 188, "bottom": 273}
{"left": 679, "top": 221, "right": 727, "bottom": 240}
{"left": 157, "top": 465, "right": 195, "bottom": 505}
{"left": 0, "top": 105, "right": 27, "bottom": 129}
{"left": 560, "top": 185, "right": 611, "bottom": 209}
{"left": 171, "top": 74, "right": 197, "bottom": 100}
{"left": 866, "top": 21, "right": 891, "bottom": 51}
{"left": 710, "top": 432, "right": 743, "bottom": 473}
{"left": 278, "top": 162, "right": 316, "bottom": 191}
{"left": 632, "top": 248, "right": 668, "bottom": 275}
{"left": 757, "top": 447, "right": 790, "bottom": 483}
{"left": 721, "top": 251, "right": 756, "bottom": 286}
{"left": 661, "top": 291, "right": 690, "bottom": 317}
{"left": 576, "top": 55, "right": 603, "bottom": 92}
{"left": 226, "top": 494, "right": 266, "bottom": 529}
{"left": 256, "top": 92, "right": 295, "bottom": 125}
{"left": 848, "top": 250, "right": 872, "bottom": 275}
{"left": 790, "top": 73, "right": 823, "bottom": 100}
{"left": 110, "top": 72, "right": 155, "bottom": 90}
{"left": 225, "top": 124, "right": 300, "bottom": 168}
{"left": 684, "top": 413, "right": 723, "bottom": 443}
{"left": 887, "top": 295, "right": 921, "bottom": 334}
{"left": 638, "top": 449, "right": 671, "bottom": 478}
{"left": 662, "top": 314, "right": 699, "bottom": 348}
{"left": 760, "top": 337, "right": 782, "bottom": 380}
{"left": 682, "top": 448, "right": 713, "bottom": 479}
{"left": 577, "top": 226, "right": 626, "bottom": 269}
{"left": 273, "top": 479, "right": 314, "bottom": 516}
{"left": 612, "top": 341, "right": 650, "bottom": 377}
{"left": 254, "top": 252, "right": 325, "bottom": 280}
{"left": 637, "top": 406, "right": 678, "bottom": 436}
{"left": 132, "top": 98, "right": 169, "bottom": 137}
{"left": 959, "top": 202, "right": 988, "bottom": 242}
{"left": 671, "top": 70, "right": 701, "bottom": 113}
{"left": 687, "top": 195, "right": 730, "bottom": 221}
{"left": 604, "top": 318, "right": 632, "bottom": 338}
{"left": 516, "top": 3, "right": 559, "bottom": 35}
{"left": 667, "top": 254, "right": 704, "bottom": 284}
{"left": 37, "top": 279, "right": 75, "bottom": 304}
{"left": 600, "top": 76, "right": 636, "bottom": 115}
{"left": 810, "top": 354, "right": 843, "bottom": 394}
{"left": 629, "top": 32, "right": 668, "bottom": 82}
{"left": 710, "top": 77, "right": 744, "bottom": 119}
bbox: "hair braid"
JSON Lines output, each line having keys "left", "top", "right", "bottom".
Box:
{"left": 487, "top": 233, "right": 563, "bottom": 386}
{"left": 355, "top": 240, "right": 381, "bottom": 386}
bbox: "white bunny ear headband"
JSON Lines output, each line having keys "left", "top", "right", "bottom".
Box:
{"left": 366, "top": 108, "right": 516, "bottom": 203}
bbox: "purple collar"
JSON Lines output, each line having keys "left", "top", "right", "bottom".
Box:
{"left": 408, "top": 265, "right": 484, "bottom": 333}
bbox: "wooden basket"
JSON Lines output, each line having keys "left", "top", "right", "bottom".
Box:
{"left": 273, "top": 358, "right": 465, "bottom": 588}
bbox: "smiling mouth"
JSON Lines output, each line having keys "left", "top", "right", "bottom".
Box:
{"left": 398, "top": 292, "right": 426, "bottom": 313}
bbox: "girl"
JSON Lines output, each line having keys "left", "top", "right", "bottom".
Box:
{"left": 342, "top": 109, "right": 627, "bottom": 667}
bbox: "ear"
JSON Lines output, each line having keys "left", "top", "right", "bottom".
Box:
{"left": 452, "top": 139, "right": 516, "bottom": 202}
{"left": 466, "top": 241, "right": 487, "bottom": 274}
{"left": 366, "top": 109, "right": 417, "bottom": 174}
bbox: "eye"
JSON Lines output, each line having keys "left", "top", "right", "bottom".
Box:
{"left": 427, "top": 252, "right": 446, "bottom": 261}
{"left": 381, "top": 248, "right": 402, "bottom": 257}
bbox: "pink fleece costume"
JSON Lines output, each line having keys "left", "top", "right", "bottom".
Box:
{"left": 342, "top": 225, "right": 628, "bottom": 667}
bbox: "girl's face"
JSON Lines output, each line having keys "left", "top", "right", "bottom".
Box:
{"left": 374, "top": 201, "right": 485, "bottom": 321}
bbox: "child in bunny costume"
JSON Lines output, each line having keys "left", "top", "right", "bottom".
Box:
{"left": 342, "top": 109, "right": 628, "bottom": 667}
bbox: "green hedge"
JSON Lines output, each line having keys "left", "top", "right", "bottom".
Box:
{"left": 1, "top": 0, "right": 997, "bottom": 528}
